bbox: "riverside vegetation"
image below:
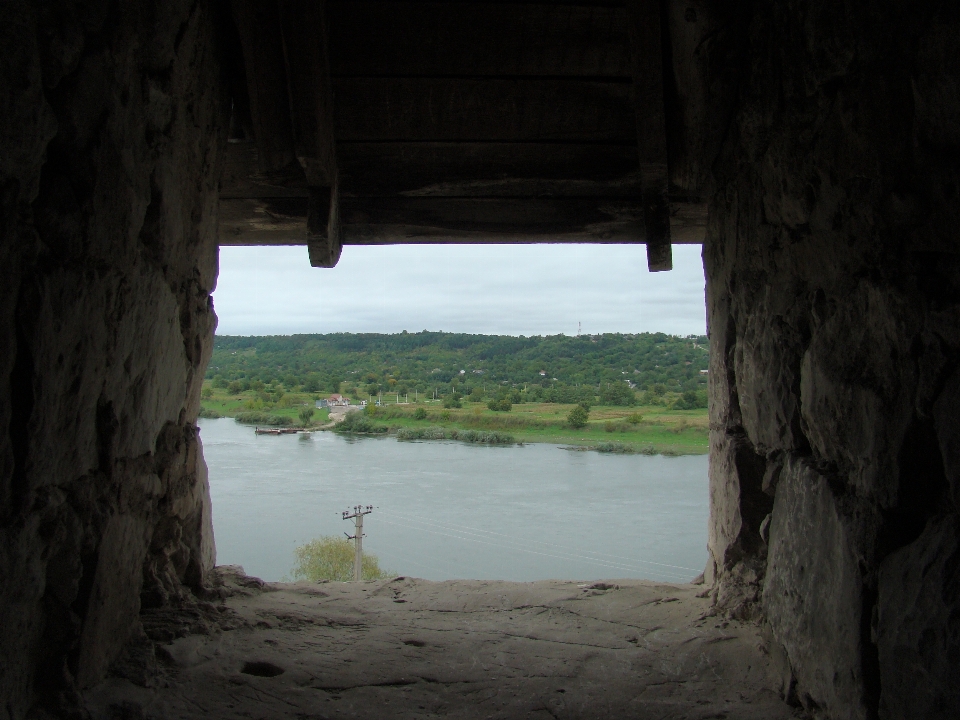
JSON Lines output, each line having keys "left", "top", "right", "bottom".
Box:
{"left": 290, "top": 536, "right": 392, "bottom": 582}
{"left": 199, "top": 331, "right": 710, "bottom": 454}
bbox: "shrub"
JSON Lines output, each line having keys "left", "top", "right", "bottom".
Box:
{"left": 487, "top": 398, "right": 512, "bottom": 412}
{"left": 198, "top": 407, "right": 222, "bottom": 419}
{"left": 567, "top": 406, "right": 589, "bottom": 429}
{"left": 335, "top": 411, "right": 387, "bottom": 434}
{"left": 201, "top": 386, "right": 213, "bottom": 399}
{"left": 450, "top": 429, "right": 515, "bottom": 444}
{"left": 595, "top": 442, "right": 633, "bottom": 453}
{"left": 626, "top": 412, "right": 643, "bottom": 424}
{"left": 440, "top": 410, "right": 451, "bottom": 421}
{"left": 599, "top": 382, "right": 637, "bottom": 406}
{"left": 413, "top": 407, "right": 427, "bottom": 420}
{"left": 604, "top": 421, "right": 616, "bottom": 432}
{"left": 291, "top": 536, "right": 392, "bottom": 582}
{"left": 235, "top": 412, "right": 292, "bottom": 426}
{"left": 442, "top": 393, "right": 462, "bottom": 409}
{"left": 227, "top": 381, "right": 242, "bottom": 395}
{"left": 298, "top": 407, "right": 315, "bottom": 425}
{"left": 396, "top": 427, "right": 513, "bottom": 444}
{"left": 673, "top": 390, "right": 708, "bottom": 410}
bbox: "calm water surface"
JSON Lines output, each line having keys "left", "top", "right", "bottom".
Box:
{"left": 199, "top": 418, "right": 709, "bottom": 583}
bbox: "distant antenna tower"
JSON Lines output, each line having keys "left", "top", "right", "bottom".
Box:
{"left": 577, "top": 322, "right": 581, "bottom": 336}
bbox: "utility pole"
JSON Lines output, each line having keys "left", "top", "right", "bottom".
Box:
{"left": 342, "top": 505, "right": 373, "bottom": 581}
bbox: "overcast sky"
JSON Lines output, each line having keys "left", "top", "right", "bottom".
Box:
{"left": 213, "top": 244, "right": 707, "bottom": 337}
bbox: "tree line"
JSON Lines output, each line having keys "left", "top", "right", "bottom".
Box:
{"left": 207, "top": 331, "right": 709, "bottom": 407}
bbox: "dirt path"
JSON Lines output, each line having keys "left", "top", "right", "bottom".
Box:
{"left": 85, "top": 568, "right": 799, "bottom": 719}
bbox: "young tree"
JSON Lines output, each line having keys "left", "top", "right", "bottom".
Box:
{"left": 298, "top": 407, "right": 315, "bottom": 425}
{"left": 567, "top": 405, "right": 589, "bottom": 429}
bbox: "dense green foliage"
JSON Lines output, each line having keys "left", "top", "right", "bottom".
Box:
{"left": 567, "top": 406, "right": 589, "bottom": 428}
{"left": 235, "top": 412, "right": 293, "bottom": 426}
{"left": 291, "top": 536, "right": 391, "bottom": 582}
{"left": 395, "top": 427, "right": 515, "bottom": 444}
{"left": 207, "top": 331, "right": 709, "bottom": 403}
{"left": 334, "top": 411, "right": 388, "bottom": 434}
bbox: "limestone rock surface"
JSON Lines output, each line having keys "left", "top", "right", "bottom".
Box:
{"left": 84, "top": 571, "right": 800, "bottom": 720}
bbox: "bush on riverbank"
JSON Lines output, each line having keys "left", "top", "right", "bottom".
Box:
{"left": 594, "top": 442, "right": 659, "bottom": 455}
{"left": 396, "top": 426, "right": 515, "bottom": 444}
{"left": 235, "top": 412, "right": 292, "bottom": 426}
{"left": 291, "top": 536, "right": 392, "bottom": 582}
{"left": 198, "top": 407, "right": 223, "bottom": 418}
{"left": 335, "top": 411, "right": 388, "bottom": 434}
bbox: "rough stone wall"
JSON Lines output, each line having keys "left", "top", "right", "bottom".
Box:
{"left": 0, "top": 1, "right": 224, "bottom": 716}
{"left": 703, "top": 1, "right": 960, "bottom": 718}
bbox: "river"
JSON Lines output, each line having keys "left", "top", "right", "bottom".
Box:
{"left": 199, "top": 418, "right": 709, "bottom": 583}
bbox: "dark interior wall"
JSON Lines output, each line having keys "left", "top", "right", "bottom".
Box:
{"left": 0, "top": 1, "right": 224, "bottom": 715}
{"left": 703, "top": 1, "right": 960, "bottom": 718}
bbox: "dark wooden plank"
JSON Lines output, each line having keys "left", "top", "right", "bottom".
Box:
{"left": 340, "top": 197, "right": 643, "bottom": 234}
{"left": 626, "top": 0, "right": 671, "bottom": 271}
{"left": 222, "top": 141, "right": 643, "bottom": 199}
{"left": 332, "top": 78, "right": 635, "bottom": 143}
{"left": 278, "top": 0, "right": 337, "bottom": 187}
{"left": 218, "top": 197, "right": 706, "bottom": 245}
{"left": 338, "top": 142, "right": 643, "bottom": 197}
{"left": 326, "top": 2, "right": 631, "bottom": 78}
{"left": 220, "top": 142, "right": 309, "bottom": 200}
{"left": 230, "top": 0, "right": 299, "bottom": 175}
{"left": 219, "top": 198, "right": 310, "bottom": 246}
{"left": 278, "top": 0, "right": 340, "bottom": 266}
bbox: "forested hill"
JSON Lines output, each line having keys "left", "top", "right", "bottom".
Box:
{"left": 208, "top": 332, "right": 709, "bottom": 400}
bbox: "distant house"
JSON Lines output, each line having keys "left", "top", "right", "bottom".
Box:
{"left": 699, "top": 369, "right": 709, "bottom": 375}
{"left": 315, "top": 399, "right": 328, "bottom": 409}
{"left": 328, "top": 394, "right": 350, "bottom": 406}
{"left": 539, "top": 370, "right": 547, "bottom": 376}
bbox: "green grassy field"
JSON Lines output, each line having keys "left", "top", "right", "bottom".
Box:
{"left": 376, "top": 401, "right": 708, "bottom": 454}
{"left": 199, "top": 383, "right": 708, "bottom": 455}
{"left": 199, "top": 387, "right": 330, "bottom": 425}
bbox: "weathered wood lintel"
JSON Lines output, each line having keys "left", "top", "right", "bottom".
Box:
{"left": 626, "top": 0, "right": 672, "bottom": 272}
{"left": 217, "top": 197, "right": 706, "bottom": 248}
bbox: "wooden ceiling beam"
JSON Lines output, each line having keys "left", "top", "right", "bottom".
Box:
{"left": 626, "top": 0, "right": 672, "bottom": 272}
{"left": 230, "top": 0, "right": 299, "bottom": 175}
{"left": 278, "top": 0, "right": 341, "bottom": 268}
{"left": 326, "top": 2, "right": 632, "bottom": 78}
{"left": 218, "top": 196, "right": 706, "bottom": 246}
{"left": 331, "top": 78, "right": 634, "bottom": 143}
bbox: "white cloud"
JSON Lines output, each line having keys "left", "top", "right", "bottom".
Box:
{"left": 213, "top": 244, "right": 706, "bottom": 337}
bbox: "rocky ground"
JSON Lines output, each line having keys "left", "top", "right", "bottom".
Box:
{"left": 84, "top": 568, "right": 801, "bottom": 720}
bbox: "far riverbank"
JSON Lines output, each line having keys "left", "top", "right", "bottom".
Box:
{"left": 201, "top": 387, "right": 708, "bottom": 455}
